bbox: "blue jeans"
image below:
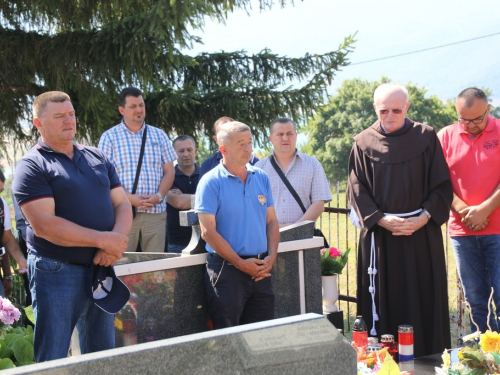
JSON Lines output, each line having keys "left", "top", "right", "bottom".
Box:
{"left": 451, "top": 235, "right": 500, "bottom": 332}
{"left": 28, "top": 254, "right": 115, "bottom": 362}
{"left": 167, "top": 243, "right": 185, "bottom": 253}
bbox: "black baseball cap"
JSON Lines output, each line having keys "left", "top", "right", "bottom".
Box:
{"left": 86, "top": 265, "right": 130, "bottom": 314}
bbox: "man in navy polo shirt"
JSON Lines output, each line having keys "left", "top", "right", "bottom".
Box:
{"left": 200, "top": 116, "right": 259, "bottom": 176}
{"left": 166, "top": 135, "right": 201, "bottom": 253}
{"left": 195, "top": 121, "right": 280, "bottom": 329}
{"left": 13, "top": 91, "right": 132, "bottom": 362}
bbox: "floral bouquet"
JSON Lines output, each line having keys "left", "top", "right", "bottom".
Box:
{"left": 438, "top": 331, "right": 500, "bottom": 374}
{"left": 439, "top": 289, "right": 500, "bottom": 374}
{"left": 355, "top": 344, "right": 404, "bottom": 374}
{"left": 320, "top": 246, "right": 350, "bottom": 276}
{"left": 0, "top": 296, "right": 34, "bottom": 369}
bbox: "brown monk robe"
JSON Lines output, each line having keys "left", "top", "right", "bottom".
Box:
{"left": 348, "top": 118, "right": 453, "bottom": 358}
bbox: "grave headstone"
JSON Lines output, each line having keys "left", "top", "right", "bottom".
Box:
{"left": 5, "top": 314, "right": 356, "bottom": 375}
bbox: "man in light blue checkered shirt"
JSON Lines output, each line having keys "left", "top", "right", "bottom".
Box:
{"left": 99, "top": 87, "right": 177, "bottom": 252}
{"left": 255, "top": 118, "right": 331, "bottom": 227}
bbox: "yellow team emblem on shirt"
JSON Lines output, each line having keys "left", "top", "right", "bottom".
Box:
{"left": 258, "top": 195, "right": 266, "bottom": 205}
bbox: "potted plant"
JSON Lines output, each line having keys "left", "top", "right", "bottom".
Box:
{"left": 320, "top": 247, "right": 350, "bottom": 313}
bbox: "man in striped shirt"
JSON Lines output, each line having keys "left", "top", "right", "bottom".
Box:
{"left": 99, "top": 87, "right": 177, "bottom": 252}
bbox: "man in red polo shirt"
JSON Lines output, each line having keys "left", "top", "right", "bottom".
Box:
{"left": 438, "top": 87, "right": 500, "bottom": 333}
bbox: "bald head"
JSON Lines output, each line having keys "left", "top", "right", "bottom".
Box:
{"left": 373, "top": 83, "right": 409, "bottom": 104}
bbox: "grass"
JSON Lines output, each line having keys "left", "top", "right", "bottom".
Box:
{"left": 319, "top": 184, "right": 470, "bottom": 346}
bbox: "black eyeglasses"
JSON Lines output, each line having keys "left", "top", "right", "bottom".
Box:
{"left": 458, "top": 107, "right": 489, "bottom": 125}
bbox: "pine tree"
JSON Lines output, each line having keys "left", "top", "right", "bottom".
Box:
{"left": 0, "top": 0, "right": 355, "bottom": 147}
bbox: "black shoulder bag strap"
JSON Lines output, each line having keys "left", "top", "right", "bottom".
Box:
{"left": 131, "top": 125, "right": 148, "bottom": 218}
{"left": 270, "top": 155, "right": 306, "bottom": 213}
{"left": 269, "top": 155, "right": 329, "bottom": 248}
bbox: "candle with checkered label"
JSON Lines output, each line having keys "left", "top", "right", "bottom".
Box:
{"left": 398, "top": 325, "right": 414, "bottom": 362}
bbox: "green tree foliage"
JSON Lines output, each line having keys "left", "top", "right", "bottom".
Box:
{"left": 302, "top": 78, "right": 458, "bottom": 182}
{"left": 482, "top": 88, "right": 500, "bottom": 118}
{"left": 0, "top": 0, "right": 355, "bottom": 148}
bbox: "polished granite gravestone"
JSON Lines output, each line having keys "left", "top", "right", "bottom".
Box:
{"left": 279, "top": 220, "right": 315, "bottom": 242}
{"left": 110, "top": 234, "right": 323, "bottom": 347}
{"left": 5, "top": 314, "right": 356, "bottom": 375}
{"left": 106, "top": 195, "right": 324, "bottom": 348}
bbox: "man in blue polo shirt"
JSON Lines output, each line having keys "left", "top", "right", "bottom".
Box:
{"left": 195, "top": 121, "right": 280, "bottom": 329}
{"left": 166, "top": 135, "right": 201, "bottom": 253}
{"left": 13, "top": 91, "right": 132, "bottom": 362}
{"left": 200, "top": 116, "right": 259, "bottom": 176}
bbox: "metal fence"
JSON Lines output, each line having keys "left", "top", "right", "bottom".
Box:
{"left": 319, "top": 181, "right": 467, "bottom": 345}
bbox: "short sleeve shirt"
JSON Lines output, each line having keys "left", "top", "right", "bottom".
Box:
{"left": 195, "top": 164, "right": 274, "bottom": 256}
{"left": 99, "top": 121, "right": 177, "bottom": 213}
{"left": 255, "top": 151, "right": 331, "bottom": 224}
{"left": 12, "top": 139, "right": 122, "bottom": 264}
{"left": 438, "top": 117, "right": 500, "bottom": 236}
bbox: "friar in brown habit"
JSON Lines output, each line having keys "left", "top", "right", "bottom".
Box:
{"left": 347, "top": 83, "right": 453, "bottom": 358}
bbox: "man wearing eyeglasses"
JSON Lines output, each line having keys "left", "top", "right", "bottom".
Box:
{"left": 438, "top": 87, "right": 500, "bottom": 333}
{"left": 348, "top": 83, "right": 453, "bottom": 357}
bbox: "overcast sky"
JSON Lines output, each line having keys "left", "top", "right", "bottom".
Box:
{"left": 187, "top": 0, "right": 500, "bottom": 102}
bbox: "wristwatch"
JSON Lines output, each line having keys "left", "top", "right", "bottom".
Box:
{"left": 156, "top": 192, "right": 164, "bottom": 204}
{"left": 3, "top": 275, "right": 12, "bottom": 280}
{"left": 422, "top": 209, "right": 431, "bottom": 220}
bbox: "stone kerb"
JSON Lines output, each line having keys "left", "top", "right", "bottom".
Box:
{"left": 3, "top": 314, "right": 356, "bottom": 375}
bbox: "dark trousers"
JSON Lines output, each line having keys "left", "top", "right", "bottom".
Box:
{"left": 205, "top": 254, "right": 275, "bottom": 329}
{"left": 18, "top": 232, "right": 32, "bottom": 307}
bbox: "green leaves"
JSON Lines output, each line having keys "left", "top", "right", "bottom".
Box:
{"left": 0, "top": 0, "right": 354, "bottom": 147}
{"left": 12, "top": 336, "right": 34, "bottom": 365}
{"left": 0, "top": 339, "right": 14, "bottom": 360}
{"left": 469, "top": 369, "right": 486, "bottom": 375}
{"left": 0, "top": 358, "right": 15, "bottom": 370}
{"left": 24, "top": 306, "right": 34, "bottom": 325}
{"left": 490, "top": 352, "right": 500, "bottom": 365}
{"left": 0, "top": 326, "right": 34, "bottom": 367}
{"left": 321, "top": 248, "right": 350, "bottom": 276}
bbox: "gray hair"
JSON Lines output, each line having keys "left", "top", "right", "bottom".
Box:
{"left": 217, "top": 121, "right": 251, "bottom": 146}
{"left": 373, "top": 83, "right": 409, "bottom": 104}
{"left": 33, "top": 91, "right": 71, "bottom": 118}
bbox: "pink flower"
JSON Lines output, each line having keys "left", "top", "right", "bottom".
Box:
{"left": 0, "top": 296, "right": 21, "bottom": 325}
{"left": 329, "top": 247, "right": 341, "bottom": 258}
{"left": 320, "top": 248, "right": 327, "bottom": 255}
